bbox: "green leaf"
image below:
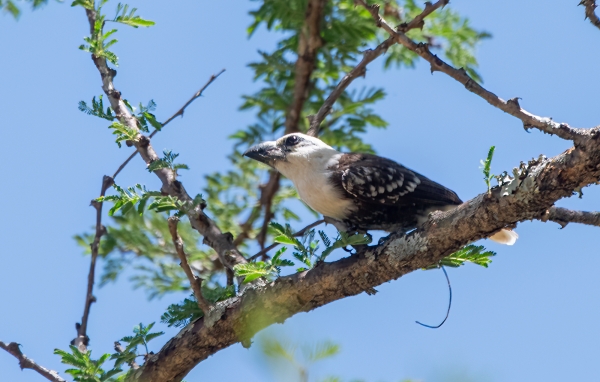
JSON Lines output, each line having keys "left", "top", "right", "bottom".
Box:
{"left": 113, "top": 3, "right": 155, "bottom": 27}
{"left": 273, "top": 235, "right": 297, "bottom": 245}
{"left": 71, "top": 0, "right": 94, "bottom": 10}
{"left": 426, "top": 245, "right": 496, "bottom": 270}
{"left": 481, "top": 145, "right": 496, "bottom": 193}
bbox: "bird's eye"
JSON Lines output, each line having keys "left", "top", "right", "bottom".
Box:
{"left": 285, "top": 135, "right": 301, "bottom": 146}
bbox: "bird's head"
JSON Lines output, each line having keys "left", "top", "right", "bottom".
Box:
{"left": 243, "top": 133, "right": 338, "bottom": 177}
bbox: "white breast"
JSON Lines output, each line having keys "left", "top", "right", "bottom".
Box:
{"left": 276, "top": 151, "right": 353, "bottom": 220}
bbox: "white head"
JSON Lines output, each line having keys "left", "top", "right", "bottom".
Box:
{"left": 243, "top": 133, "right": 340, "bottom": 180}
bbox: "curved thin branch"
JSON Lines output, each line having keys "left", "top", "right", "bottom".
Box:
{"left": 541, "top": 206, "right": 600, "bottom": 228}
{"left": 307, "top": 0, "right": 448, "bottom": 136}
{"left": 580, "top": 0, "right": 600, "bottom": 31}
{"left": 112, "top": 69, "right": 226, "bottom": 179}
{"left": 356, "top": 0, "right": 594, "bottom": 143}
{"left": 168, "top": 216, "right": 212, "bottom": 313}
{"left": 0, "top": 341, "right": 66, "bottom": 382}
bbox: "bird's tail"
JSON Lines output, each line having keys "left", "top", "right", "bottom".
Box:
{"left": 489, "top": 229, "right": 518, "bottom": 245}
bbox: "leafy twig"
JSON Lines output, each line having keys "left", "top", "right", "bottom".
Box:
{"left": 249, "top": 219, "right": 325, "bottom": 261}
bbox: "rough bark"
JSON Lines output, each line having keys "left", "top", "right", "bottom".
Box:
{"left": 132, "top": 128, "right": 600, "bottom": 381}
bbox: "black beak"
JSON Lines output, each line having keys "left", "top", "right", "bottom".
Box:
{"left": 243, "top": 141, "right": 286, "bottom": 166}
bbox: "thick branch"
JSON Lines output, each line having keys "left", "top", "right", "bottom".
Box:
{"left": 542, "top": 206, "right": 600, "bottom": 228}
{"left": 168, "top": 217, "right": 212, "bottom": 313}
{"left": 133, "top": 126, "right": 600, "bottom": 381}
{"left": 82, "top": 10, "right": 246, "bottom": 270}
{"left": 357, "top": 0, "right": 593, "bottom": 142}
{"left": 285, "top": 0, "right": 327, "bottom": 134}
{"left": 0, "top": 341, "right": 66, "bottom": 382}
{"left": 73, "top": 175, "right": 114, "bottom": 351}
{"left": 307, "top": 0, "right": 448, "bottom": 136}
{"left": 581, "top": 0, "right": 600, "bottom": 31}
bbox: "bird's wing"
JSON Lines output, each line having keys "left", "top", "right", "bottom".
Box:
{"left": 336, "top": 153, "right": 462, "bottom": 206}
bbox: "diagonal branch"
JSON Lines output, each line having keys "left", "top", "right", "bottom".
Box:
{"left": 580, "top": 0, "right": 600, "bottom": 31}
{"left": 112, "top": 69, "right": 226, "bottom": 179}
{"left": 167, "top": 216, "right": 212, "bottom": 313}
{"left": 82, "top": 9, "right": 246, "bottom": 272}
{"left": 307, "top": 0, "right": 448, "bottom": 136}
{"left": 132, "top": 130, "right": 600, "bottom": 382}
{"left": 0, "top": 341, "right": 66, "bottom": 382}
{"left": 356, "top": 0, "right": 594, "bottom": 143}
{"left": 541, "top": 206, "right": 600, "bottom": 228}
{"left": 307, "top": 36, "right": 395, "bottom": 136}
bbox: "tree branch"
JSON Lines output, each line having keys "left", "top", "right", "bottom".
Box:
{"left": 581, "top": 0, "right": 600, "bottom": 31}
{"left": 356, "top": 0, "right": 594, "bottom": 143}
{"left": 73, "top": 175, "right": 114, "bottom": 351}
{"left": 307, "top": 36, "right": 395, "bottom": 136}
{"left": 307, "top": 0, "right": 448, "bottom": 136}
{"left": 82, "top": 9, "right": 246, "bottom": 271}
{"left": 112, "top": 69, "right": 226, "bottom": 179}
{"left": 167, "top": 216, "right": 212, "bottom": 313}
{"left": 285, "top": 0, "right": 327, "bottom": 134}
{"left": 541, "top": 206, "right": 600, "bottom": 228}
{"left": 132, "top": 129, "right": 600, "bottom": 381}
{"left": 0, "top": 341, "right": 66, "bottom": 382}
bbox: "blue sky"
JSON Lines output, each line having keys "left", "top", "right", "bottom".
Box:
{"left": 1, "top": 1, "right": 599, "bottom": 381}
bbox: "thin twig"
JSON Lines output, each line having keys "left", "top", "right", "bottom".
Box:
{"left": 307, "top": 36, "right": 396, "bottom": 136}
{"left": 0, "top": 341, "right": 66, "bottom": 382}
{"left": 112, "top": 69, "right": 226, "bottom": 179}
{"left": 249, "top": 219, "right": 325, "bottom": 261}
{"left": 581, "top": 0, "right": 600, "bottom": 31}
{"left": 73, "top": 175, "right": 114, "bottom": 351}
{"left": 541, "top": 206, "right": 600, "bottom": 228}
{"left": 168, "top": 217, "right": 212, "bottom": 313}
{"left": 356, "top": 0, "right": 593, "bottom": 142}
{"left": 256, "top": 171, "right": 281, "bottom": 251}
{"left": 161, "top": 69, "right": 226, "bottom": 127}
{"left": 307, "top": 0, "right": 448, "bottom": 136}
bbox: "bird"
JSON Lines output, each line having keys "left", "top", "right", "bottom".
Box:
{"left": 243, "top": 132, "right": 517, "bottom": 245}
